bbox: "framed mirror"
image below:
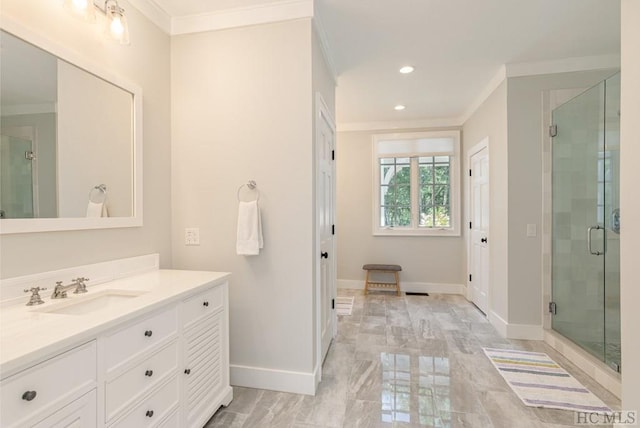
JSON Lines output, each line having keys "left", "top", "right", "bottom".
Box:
{"left": 0, "top": 19, "right": 142, "bottom": 234}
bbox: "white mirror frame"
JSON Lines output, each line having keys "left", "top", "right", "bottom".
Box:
{"left": 0, "top": 16, "right": 143, "bottom": 234}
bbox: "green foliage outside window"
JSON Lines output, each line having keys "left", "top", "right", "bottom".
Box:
{"left": 380, "top": 157, "right": 451, "bottom": 228}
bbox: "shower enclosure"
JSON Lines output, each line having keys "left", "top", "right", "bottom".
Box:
{"left": 551, "top": 73, "right": 621, "bottom": 372}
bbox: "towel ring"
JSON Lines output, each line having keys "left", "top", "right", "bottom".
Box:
{"left": 237, "top": 180, "right": 260, "bottom": 202}
{"left": 89, "top": 184, "right": 107, "bottom": 204}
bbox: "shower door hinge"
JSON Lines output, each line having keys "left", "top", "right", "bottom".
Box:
{"left": 331, "top": 298, "right": 335, "bottom": 309}
{"left": 469, "top": 274, "right": 472, "bottom": 282}
{"left": 469, "top": 222, "right": 472, "bottom": 229}
{"left": 332, "top": 224, "right": 335, "bottom": 235}
{"left": 548, "top": 301, "right": 557, "bottom": 315}
{"left": 332, "top": 150, "right": 335, "bottom": 161}
{"left": 469, "top": 169, "right": 472, "bottom": 177}
{"left": 549, "top": 125, "right": 558, "bottom": 138}
{"left": 609, "top": 361, "right": 621, "bottom": 373}
{"left": 24, "top": 151, "right": 35, "bottom": 160}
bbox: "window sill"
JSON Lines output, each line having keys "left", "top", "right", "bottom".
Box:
{"left": 373, "top": 228, "right": 460, "bottom": 237}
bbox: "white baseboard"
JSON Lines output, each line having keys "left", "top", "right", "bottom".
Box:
{"left": 230, "top": 364, "right": 317, "bottom": 396}
{"left": 337, "top": 279, "right": 464, "bottom": 295}
{"left": 488, "top": 311, "right": 543, "bottom": 340}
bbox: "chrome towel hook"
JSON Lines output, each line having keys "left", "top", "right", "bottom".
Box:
{"left": 237, "top": 180, "right": 260, "bottom": 202}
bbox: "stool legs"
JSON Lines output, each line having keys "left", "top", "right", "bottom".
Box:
{"left": 394, "top": 271, "right": 400, "bottom": 296}
{"left": 365, "top": 270, "right": 370, "bottom": 295}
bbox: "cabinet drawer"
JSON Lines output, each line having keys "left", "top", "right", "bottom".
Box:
{"left": 110, "top": 376, "right": 179, "bottom": 428}
{"left": 105, "top": 307, "right": 177, "bottom": 372}
{"left": 182, "top": 284, "right": 224, "bottom": 328}
{"left": 106, "top": 341, "right": 178, "bottom": 422}
{"left": 0, "top": 341, "right": 97, "bottom": 428}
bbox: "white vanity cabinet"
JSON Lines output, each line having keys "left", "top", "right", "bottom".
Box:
{"left": 181, "top": 284, "right": 231, "bottom": 427}
{"left": 0, "top": 267, "right": 231, "bottom": 428}
{"left": 0, "top": 341, "right": 97, "bottom": 428}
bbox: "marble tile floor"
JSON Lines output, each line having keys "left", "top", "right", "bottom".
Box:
{"left": 205, "top": 290, "right": 620, "bottom": 428}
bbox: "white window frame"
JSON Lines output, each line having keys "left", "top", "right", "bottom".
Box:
{"left": 372, "top": 130, "right": 461, "bottom": 237}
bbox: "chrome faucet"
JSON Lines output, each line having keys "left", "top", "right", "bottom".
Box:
{"left": 51, "top": 277, "right": 90, "bottom": 299}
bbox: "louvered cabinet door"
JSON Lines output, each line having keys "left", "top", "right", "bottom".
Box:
{"left": 183, "top": 312, "right": 223, "bottom": 427}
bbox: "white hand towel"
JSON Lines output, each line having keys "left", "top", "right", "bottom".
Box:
{"left": 86, "top": 201, "right": 104, "bottom": 217}
{"left": 86, "top": 201, "right": 109, "bottom": 217}
{"left": 236, "top": 200, "right": 263, "bottom": 255}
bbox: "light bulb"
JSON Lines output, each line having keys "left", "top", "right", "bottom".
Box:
{"left": 72, "top": 0, "right": 89, "bottom": 12}
{"left": 394, "top": 105, "right": 406, "bottom": 111}
{"left": 110, "top": 16, "right": 124, "bottom": 36}
{"left": 399, "top": 66, "right": 415, "bottom": 74}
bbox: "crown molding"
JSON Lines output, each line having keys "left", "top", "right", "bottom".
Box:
{"left": 458, "top": 65, "right": 507, "bottom": 126}
{"left": 337, "top": 117, "right": 462, "bottom": 133}
{"left": 171, "top": 0, "right": 313, "bottom": 35}
{"left": 505, "top": 54, "right": 621, "bottom": 78}
{"left": 312, "top": 14, "right": 337, "bottom": 84}
{"left": 127, "top": 0, "right": 172, "bottom": 34}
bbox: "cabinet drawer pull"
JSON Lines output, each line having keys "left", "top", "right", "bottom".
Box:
{"left": 184, "top": 368, "right": 191, "bottom": 375}
{"left": 146, "top": 410, "right": 154, "bottom": 418}
{"left": 144, "top": 330, "right": 153, "bottom": 337}
{"left": 145, "top": 370, "right": 153, "bottom": 377}
{"left": 21, "top": 390, "right": 37, "bottom": 401}
{"left": 203, "top": 301, "right": 209, "bottom": 307}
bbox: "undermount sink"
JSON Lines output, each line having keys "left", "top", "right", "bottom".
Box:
{"left": 35, "top": 289, "right": 147, "bottom": 316}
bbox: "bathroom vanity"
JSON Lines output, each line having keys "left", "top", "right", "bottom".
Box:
{"left": 0, "top": 255, "right": 231, "bottom": 427}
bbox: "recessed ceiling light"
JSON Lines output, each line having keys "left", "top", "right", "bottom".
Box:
{"left": 399, "top": 66, "right": 414, "bottom": 74}
{"left": 394, "top": 105, "right": 406, "bottom": 111}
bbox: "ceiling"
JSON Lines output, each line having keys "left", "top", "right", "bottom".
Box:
{"left": 144, "top": 0, "right": 621, "bottom": 127}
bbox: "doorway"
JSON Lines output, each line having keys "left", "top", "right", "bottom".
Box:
{"left": 468, "top": 139, "right": 489, "bottom": 314}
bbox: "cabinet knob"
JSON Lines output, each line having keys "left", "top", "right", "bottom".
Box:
{"left": 145, "top": 370, "right": 153, "bottom": 377}
{"left": 144, "top": 330, "right": 153, "bottom": 337}
{"left": 22, "top": 390, "right": 37, "bottom": 401}
{"left": 146, "top": 410, "right": 154, "bottom": 418}
{"left": 184, "top": 368, "right": 191, "bottom": 375}
{"left": 203, "top": 301, "right": 209, "bottom": 307}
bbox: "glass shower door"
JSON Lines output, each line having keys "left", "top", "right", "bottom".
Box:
{"left": 0, "top": 134, "right": 35, "bottom": 218}
{"left": 551, "top": 73, "right": 621, "bottom": 372}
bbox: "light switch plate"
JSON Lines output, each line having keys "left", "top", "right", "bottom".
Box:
{"left": 526, "top": 224, "right": 537, "bottom": 237}
{"left": 185, "top": 228, "right": 200, "bottom": 245}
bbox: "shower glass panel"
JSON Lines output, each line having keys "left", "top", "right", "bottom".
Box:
{"left": 551, "top": 73, "right": 621, "bottom": 372}
{"left": 0, "top": 134, "right": 35, "bottom": 218}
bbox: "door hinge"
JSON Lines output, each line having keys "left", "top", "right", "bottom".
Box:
{"left": 469, "top": 222, "right": 472, "bottom": 229}
{"left": 469, "top": 274, "right": 472, "bottom": 282}
{"left": 469, "top": 169, "right": 472, "bottom": 177}
{"left": 331, "top": 150, "right": 335, "bottom": 161}
{"left": 331, "top": 298, "right": 335, "bottom": 309}
{"left": 332, "top": 224, "right": 335, "bottom": 235}
{"left": 548, "top": 301, "right": 557, "bottom": 315}
{"left": 24, "top": 151, "right": 35, "bottom": 161}
{"left": 549, "top": 125, "right": 558, "bottom": 138}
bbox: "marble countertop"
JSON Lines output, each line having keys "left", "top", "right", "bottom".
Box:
{"left": 0, "top": 269, "right": 230, "bottom": 379}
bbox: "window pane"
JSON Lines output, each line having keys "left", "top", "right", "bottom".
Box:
{"left": 380, "top": 158, "right": 395, "bottom": 165}
{"left": 434, "top": 185, "right": 449, "bottom": 206}
{"left": 381, "top": 185, "right": 391, "bottom": 205}
{"left": 419, "top": 165, "right": 433, "bottom": 185}
{"left": 381, "top": 165, "right": 393, "bottom": 183}
{"left": 419, "top": 206, "right": 434, "bottom": 227}
{"left": 397, "top": 207, "right": 411, "bottom": 226}
{"left": 394, "top": 165, "right": 411, "bottom": 185}
{"left": 434, "top": 206, "right": 450, "bottom": 227}
{"left": 419, "top": 156, "right": 433, "bottom": 163}
{"left": 396, "top": 157, "right": 410, "bottom": 165}
{"left": 434, "top": 165, "right": 449, "bottom": 184}
{"left": 420, "top": 185, "right": 433, "bottom": 208}
{"left": 395, "top": 185, "right": 411, "bottom": 206}
{"left": 434, "top": 156, "right": 449, "bottom": 163}
{"left": 381, "top": 206, "right": 393, "bottom": 227}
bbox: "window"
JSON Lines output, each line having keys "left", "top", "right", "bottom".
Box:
{"left": 373, "top": 131, "right": 460, "bottom": 236}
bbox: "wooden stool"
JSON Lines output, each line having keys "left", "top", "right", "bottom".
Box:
{"left": 362, "top": 264, "right": 402, "bottom": 295}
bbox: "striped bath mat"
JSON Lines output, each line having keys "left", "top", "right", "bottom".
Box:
{"left": 335, "top": 296, "right": 354, "bottom": 316}
{"left": 483, "top": 348, "right": 611, "bottom": 413}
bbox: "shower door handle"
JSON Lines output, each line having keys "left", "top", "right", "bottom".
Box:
{"left": 587, "top": 225, "right": 604, "bottom": 256}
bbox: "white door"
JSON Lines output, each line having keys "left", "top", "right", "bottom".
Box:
{"left": 316, "top": 96, "right": 336, "bottom": 363}
{"left": 470, "top": 146, "right": 489, "bottom": 314}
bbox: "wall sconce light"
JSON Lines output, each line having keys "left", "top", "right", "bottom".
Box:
{"left": 104, "top": 0, "right": 130, "bottom": 45}
{"left": 63, "top": 0, "right": 130, "bottom": 45}
{"left": 63, "top": 0, "right": 96, "bottom": 21}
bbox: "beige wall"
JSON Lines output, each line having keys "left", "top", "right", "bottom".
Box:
{"left": 462, "top": 81, "right": 509, "bottom": 320}
{"left": 506, "top": 70, "right": 617, "bottom": 326}
{"left": 171, "top": 19, "right": 318, "bottom": 379}
{"left": 0, "top": 0, "right": 172, "bottom": 278}
{"left": 620, "top": 0, "right": 640, "bottom": 413}
{"left": 336, "top": 128, "right": 465, "bottom": 287}
{"left": 57, "top": 60, "right": 132, "bottom": 217}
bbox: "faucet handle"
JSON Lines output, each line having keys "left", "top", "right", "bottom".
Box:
{"left": 24, "top": 287, "right": 47, "bottom": 306}
{"left": 72, "top": 277, "right": 89, "bottom": 294}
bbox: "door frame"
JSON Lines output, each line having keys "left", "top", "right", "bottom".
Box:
{"left": 314, "top": 92, "right": 337, "bottom": 386}
{"left": 466, "top": 137, "right": 489, "bottom": 310}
